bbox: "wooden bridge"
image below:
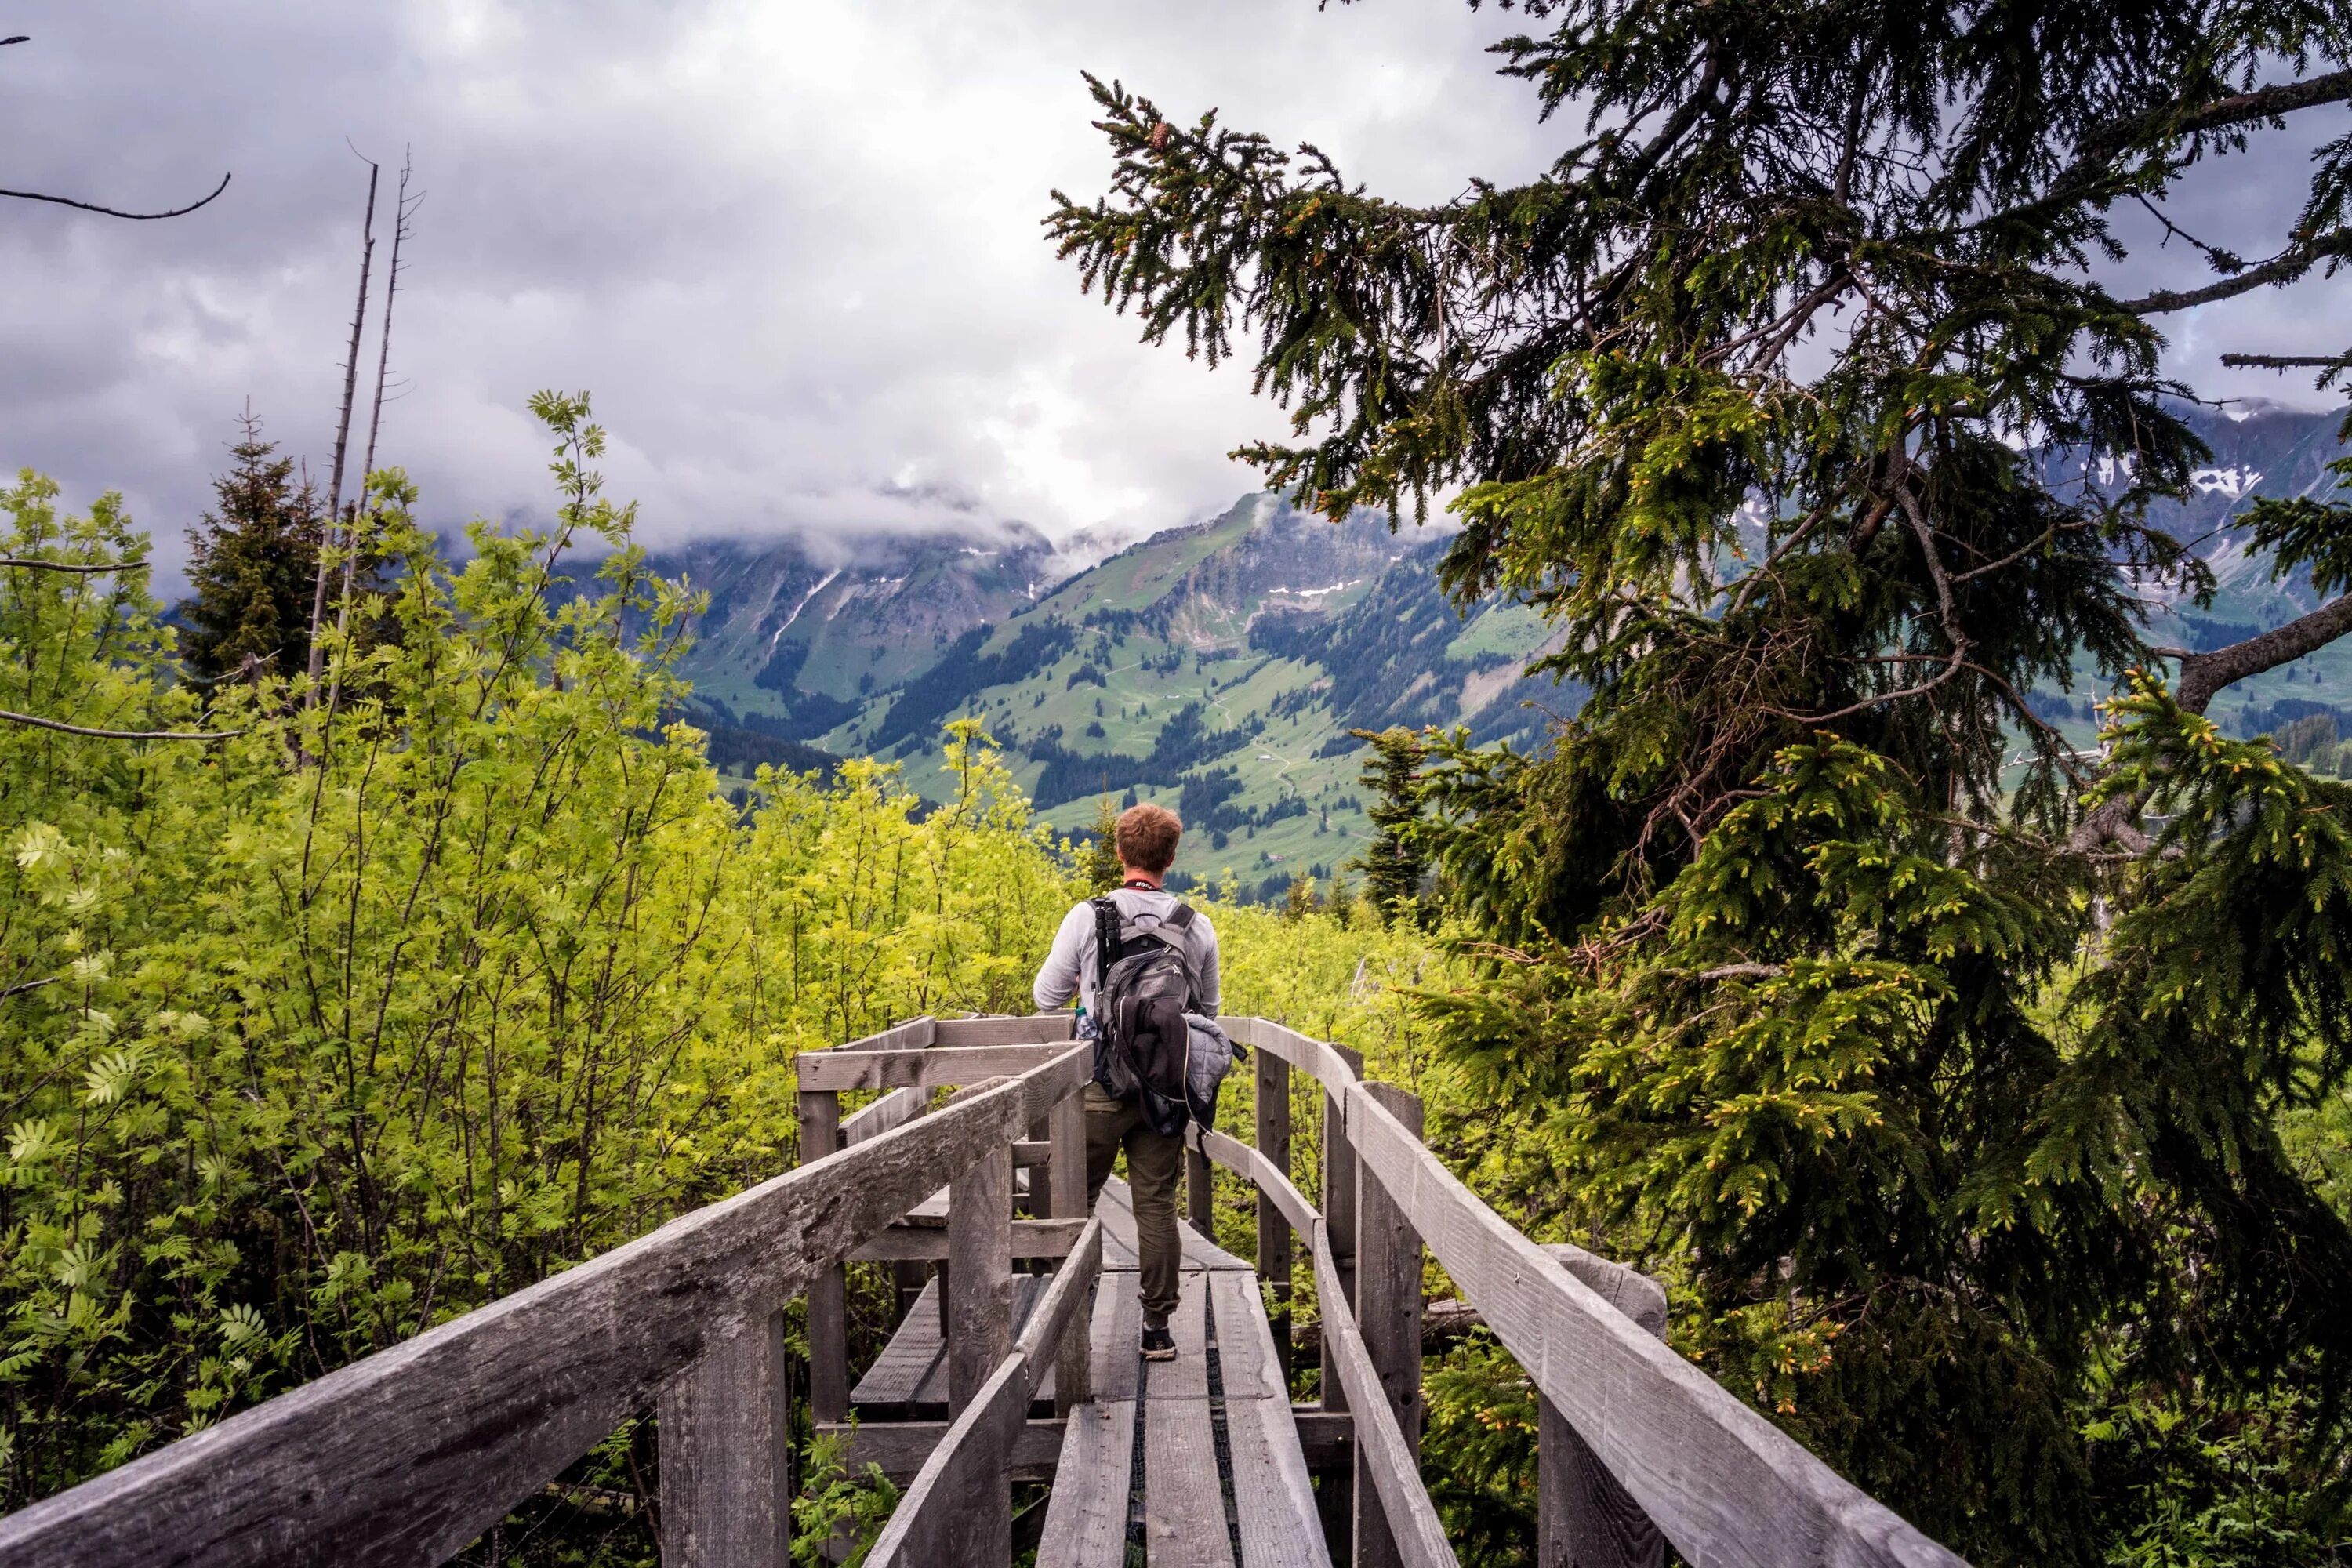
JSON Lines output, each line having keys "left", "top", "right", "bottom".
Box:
{"left": 0, "top": 1014, "right": 1967, "bottom": 1568}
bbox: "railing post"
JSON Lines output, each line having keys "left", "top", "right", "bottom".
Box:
{"left": 1050, "top": 1083, "right": 1092, "bottom": 1414}
{"left": 796, "top": 1088, "right": 848, "bottom": 1425}
{"left": 1256, "top": 1046, "right": 1293, "bottom": 1386}
{"left": 946, "top": 1125, "right": 1014, "bottom": 1418}
{"left": 659, "top": 1307, "right": 790, "bottom": 1568}
{"left": 1318, "top": 1040, "right": 1364, "bottom": 1566}
{"left": 1538, "top": 1249, "right": 1668, "bottom": 1568}
{"left": 1354, "top": 1080, "right": 1423, "bottom": 1568}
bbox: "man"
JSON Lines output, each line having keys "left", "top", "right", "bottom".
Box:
{"left": 1033, "top": 801, "right": 1220, "bottom": 1362}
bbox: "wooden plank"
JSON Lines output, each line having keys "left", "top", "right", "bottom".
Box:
{"left": 798, "top": 1042, "right": 1074, "bottom": 1092}
{"left": 1312, "top": 1225, "right": 1457, "bottom": 1568}
{"left": 870, "top": 1215, "right": 1098, "bottom": 1567}
{"left": 933, "top": 1013, "right": 1076, "bottom": 1046}
{"left": 1097, "top": 1173, "right": 1253, "bottom": 1272}
{"left": 851, "top": 1216, "right": 1086, "bottom": 1261}
{"left": 1229, "top": 1017, "right": 1363, "bottom": 1096}
{"left": 1546, "top": 1243, "right": 1668, "bottom": 1338}
{"left": 947, "top": 1135, "right": 1014, "bottom": 1417}
{"left": 1090, "top": 1268, "right": 1142, "bottom": 1400}
{"left": 1145, "top": 1272, "right": 1213, "bottom": 1399}
{"left": 1226, "top": 1390, "right": 1334, "bottom": 1568}
{"left": 1051, "top": 1087, "right": 1091, "bottom": 1414}
{"left": 820, "top": 1418, "right": 1065, "bottom": 1485}
{"left": 1035, "top": 1398, "right": 1138, "bottom": 1568}
{"left": 1012, "top": 1138, "right": 1053, "bottom": 1167}
{"left": 1016, "top": 1216, "right": 1105, "bottom": 1373}
{"left": 798, "top": 1088, "right": 849, "bottom": 1425}
{"left": 1535, "top": 1244, "right": 1667, "bottom": 1568}
{"left": 842, "top": 1085, "right": 927, "bottom": 1147}
{"left": 1338, "top": 1083, "right": 1968, "bottom": 1568}
{"left": 1257, "top": 1048, "right": 1295, "bottom": 1388}
{"left": 840, "top": 1017, "right": 939, "bottom": 1053}
{"left": 1208, "top": 1269, "right": 1285, "bottom": 1404}
{"left": 1195, "top": 1127, "right": 1316, "bottom": 1241}
{"left": 659, "top": 1308, "right": 789, "bottom": 1568}
{"left": 1292, "top": 1410, "right": 1352, "bottom": 1467}
{"left": 1354, "top": 1082, "right": 1425, "bottom": 1568}
{"left": 866, "top": 1346, "right": 1022, "bottom": 1568}
{"left": 0, "top": 1045, "right": 1091, "bottom": 1568}
{"left": 1322, "top": 1043, "right": 1364, "bottom": 1408}
{"left": 1142, "top": 1395, "right": 1235, "bottom": 1567}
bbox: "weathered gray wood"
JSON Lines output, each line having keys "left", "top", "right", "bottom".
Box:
{"left": 1143, "top": 1392, "right": 1236, "bottom": 1567}
{"left": 1194, "top": 1127, "right": 1318, "bottom": 1245}
{"left": 933, "top": 1012, "right": 1075, "bottom": 1046}
{"left": 1322, "top": 1042, "right": 1364, "bottom": 1428}
{"left": 1545, "top": 1244, "right": 1668, "bottom": 1338}
{"left": 1015, "top": 1215, "right": 1105, "bottom": 1371}
{"left": 1292, "top": 1410, "right": 1353, "bottom": 1467}
{"left": 1534, "top": 1244, "right": 1667, "bottom": 1568}
{"left": 1231, "top": 1017, "right": 1364, "bottom": 1095}
{"left": 1146, "top": 1272, "right": 1214, "bottom": 1399}
{"left": 842, "top": 1085, "right": 927, "bottom": 1147}
{"left": 866, "top": 1344, "right": 1022, "bottom": 1567}
{"left": 1035, "top": 1397, "right": 1137, "bottom": 1567}
{"left": 1541, "top": 1398, "right": 1665, "bottom": 1568}
{"left": 851, "top": 1273, "right": 1058, "bottom": 1415}
{"left": 851, "top": 1216, "right": 1086, "bottom": 1261}
{"left": 1339, "top": 1081, "right": 1968, "bottom": 1568}
{"left": 1258, "top": 1047, "right": 1295, "bottom": 1388}
{"left": 946, "top": 1131, "right": 1014, "bottom": 1418}
{"left": 1096, "top": 1172, "right": 1254, "bottom": 1272}
{"left": 819, "top": 1417, "right": 1066, "bottom": 1484}
{"left": 798, "top": 1042, "right": 1074, "bottom": 1092}
{"left": 659, "top": 1308, "right": 789, "bottom": 1568}
{"left": 1207, "top": 1268, "right": 1285, "bottom": 1403}
{"left": 1051, "top": 1084, "right": 1091, "bottom": 1414}
{"left": 798, "top": 1087, "right": 850, "bottom": 1424}
{"left": 1089, "top": 1261, "right": 1142, "bottom": 1399}
{"left": 840, "top": 1017, "right": 939, "bottom": 1053}
{"left": 0, "top": 1046, "right": 1090, "bottom": 1568}
{"left": 1227, "top": 1387, "right": 1336, "bottom": 1568}
{"left": 1012, "top": 1138, "right": 1053, "bottom": 1167}
{"left": 1354, "top": 1082, "right": 1425, "bottom": 1568}
{"left": 868, "top": 1217, "right": 1098, "bottom": 1568}
{"left": 1311, "top": 1222, "right": 1457, "bottom": 1568}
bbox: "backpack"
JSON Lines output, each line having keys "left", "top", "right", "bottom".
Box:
{"left": 1090, "top": 895, "right": 1239, "bottom": 1135}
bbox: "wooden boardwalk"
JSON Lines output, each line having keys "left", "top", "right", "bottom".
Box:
{"left": 0, "top": 1013, "right": 1973, "bottom": 1568}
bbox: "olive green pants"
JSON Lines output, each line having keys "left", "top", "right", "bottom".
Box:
{"left": 1083, "top": 1082, "right": 1183, "bottom": 1330}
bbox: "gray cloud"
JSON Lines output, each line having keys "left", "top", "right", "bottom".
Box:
{"left": 2, "top": 2, "right": 2345, "bottom": 593}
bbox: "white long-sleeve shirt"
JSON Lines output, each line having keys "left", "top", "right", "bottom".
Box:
{"left": 1033, "top": 887, "right": 1221, "bottom": 1018}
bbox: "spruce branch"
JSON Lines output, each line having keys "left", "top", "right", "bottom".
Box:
{"left": 2118, "top": 229, "right": 2352, "bottom": 314}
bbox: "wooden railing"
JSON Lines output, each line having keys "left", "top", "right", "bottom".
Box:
{"left": 0, "top": 1011, "right": 1970, "bottom": 1568}
{"left": 0, "top": 1017, "right": 1090, "bottom": 1568}
{"left": 1217, "top": 1017, "right": 1969, "bottom": 1568}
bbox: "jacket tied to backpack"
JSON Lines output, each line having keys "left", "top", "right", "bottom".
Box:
{"left": 1089, "top": 895, "right": 1242, "bottom": 1137}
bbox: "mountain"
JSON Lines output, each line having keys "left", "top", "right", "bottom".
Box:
{"left": 640, "top": 403, "right": 2351, "bottom": 896}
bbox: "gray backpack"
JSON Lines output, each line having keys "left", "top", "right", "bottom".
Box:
{"left": 1090, "top": 897, "right": 1236, "bottom": 1135}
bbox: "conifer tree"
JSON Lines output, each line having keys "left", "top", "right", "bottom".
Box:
{"left": 181, "top": 408, "right": 323, "bottom": 683}
{"left": 1352, "top": 726, "right": 1430, "bottom": 924}
{"left": 1056, "top": 9, "right": 2352, "bottom": 1559}
{"left": 1079, "top": 793, "right": 1124, "bottom": 892}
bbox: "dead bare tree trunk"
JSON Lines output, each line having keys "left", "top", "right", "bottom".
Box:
{"left": 305, "top": 154, "right": 379, "bottom": 704}
{"left": 328, "top": 149, "right": 419, "bottom": 719}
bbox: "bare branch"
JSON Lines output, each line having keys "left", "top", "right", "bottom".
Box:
{"left": 0, "top": 556, "right": 147, "bottom": 575}
{"left": 2176, "top": 593, "right": 2352, "bottom": 713}
{"left": 2220, "top": 351, "right": 2352, "bottom": 372}
{"left": 0, "top": 709, "right": 242, "bottom": 742}
{"left": 0, "top": 171, "right": 230, "bottom": 221}
{"left": 2118, "top": 230, "right": 2352, "bottom": 314}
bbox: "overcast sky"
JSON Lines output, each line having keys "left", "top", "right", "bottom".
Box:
{"left": 3, "top": 2, "right": 2347, "bottom": 586}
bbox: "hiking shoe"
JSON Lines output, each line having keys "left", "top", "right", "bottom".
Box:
{"left": 1140, "top": 1326, "right": 1177, "bottom": 1362}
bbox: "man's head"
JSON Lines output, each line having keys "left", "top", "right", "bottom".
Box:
{"left": 1115, "top": 802, "right": 1183, "bottom": 880}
